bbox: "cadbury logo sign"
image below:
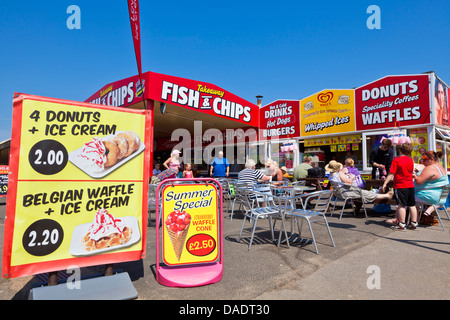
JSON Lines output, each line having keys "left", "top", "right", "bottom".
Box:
{"left": 161, "top": 81, "right": 252, "bottom": 123}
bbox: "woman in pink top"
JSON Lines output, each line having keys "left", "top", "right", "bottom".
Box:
{"left": 163, "top": 149, "right": 181, "bottom": 178}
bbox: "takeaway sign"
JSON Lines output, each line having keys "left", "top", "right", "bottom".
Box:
{"left": 355, "top": 74, "right": 430, "bottom": 131}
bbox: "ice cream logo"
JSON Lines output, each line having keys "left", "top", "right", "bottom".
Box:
{"left": 318, "top": 92, "right": 334, "bottom": 104}
{"left": 165, "top": 210, "right": 191, "bottom": 261}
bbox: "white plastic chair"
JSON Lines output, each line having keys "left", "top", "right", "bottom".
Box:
{"left": 415, "top": 184, "right": 450, "bottom": 231}
{"left": 284, "top": 190, "right": 335, "bottom": 254}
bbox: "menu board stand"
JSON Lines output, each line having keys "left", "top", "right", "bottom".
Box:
{"left": 155, "top": 178, "right": 223, "bottom": 287}
{"left": 29, "top": 271, "right": 138, "bottom": 300}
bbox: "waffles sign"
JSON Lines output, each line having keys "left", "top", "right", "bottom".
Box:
{"left": 355, "top": 75, "right": 430, "bottom": 130}
{"left": 161, "top": 183, "right": 219, "bottom": 266}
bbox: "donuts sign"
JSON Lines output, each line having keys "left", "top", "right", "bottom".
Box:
{"left": 355, "top": 75, "right": 430, "bottom": 131}
{"left": 3, "top": 93, "right": 151, "bottom": 278}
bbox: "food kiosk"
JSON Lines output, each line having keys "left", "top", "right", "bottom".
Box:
{"left": 85, "top": 71, "right": 261, "bottom": 177}
{"left": 259, "top": 72, "right": 450, "bottom": 179}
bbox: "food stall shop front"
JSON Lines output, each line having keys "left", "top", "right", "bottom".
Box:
{"left": 85, "top": 71, "right": 261, "bottom": 177}
{"left": 262, "top": 72, "right": 450, "bottom": 181}
{"left": 257, "top": 99, "right": 301, "bottom": 174}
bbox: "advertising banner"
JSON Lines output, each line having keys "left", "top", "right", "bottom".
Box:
{"left": 148, "top": 72, "right": 259, "bottom": 127}
{"left": 2, "top": 93, "right": 151, "bottom": 278}
{"left": 127, "top": 0, "right": 143, "bottom": 79}
{"left": 85, "top": 73, "right": 147, "bottom": 108}
{"left": 300, "top": 89, "right": 356, "bottom": 137}
{"left": 434, "top": 77, "right": 449, "bottom": 127}
{"left": 0, "top": 165, "right": 8, "bottom": 197}
{"left": 355, "top": 74, "right": 430, "bottom": 131}
{"left": 259, "top": 100, "right": 300, "bottom": 140}
{"left": 161, "top": 183, "right": 219, "bottom": 266}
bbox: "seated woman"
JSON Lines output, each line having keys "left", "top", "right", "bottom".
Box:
{"left": 326, "top": 160, "right": 393, "bottom": 203}
{"left": 413, "top": 151, "right": 448, "bottom": 216}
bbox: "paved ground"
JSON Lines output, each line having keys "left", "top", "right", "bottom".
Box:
{"left": 0, "top": 197, "right": 449, "bottom": 300}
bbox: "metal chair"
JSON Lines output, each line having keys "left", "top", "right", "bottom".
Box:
{"left": 415, "top": 184, "right": 450, "bottom": 231}
{"left": 237, "top": 186, "right": 289, "bottom": 250}
{"left": 284, "top": 190, "right": 335, "bottom": 254}
{"left": 148, "top": 184, "right": 158, "bottom": 226}
{"left": 228, "top": 180, "right": 251, "bottom": 220}
{"left": 330, "top": 182, "right": 369, "bottom": 220}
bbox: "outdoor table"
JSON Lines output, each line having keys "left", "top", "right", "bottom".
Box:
{"left": 268, "top": 185, "right": 316, "bottom": 244}
{"left": 296, "top": 178, "right": 330, "bottom": 191}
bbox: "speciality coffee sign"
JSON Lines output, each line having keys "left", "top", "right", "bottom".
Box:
{"left": 355, "top": 75, "right": 430, "bottom": 131}
{"left": 259, "top": 100, "right": 300, "bottom": 140}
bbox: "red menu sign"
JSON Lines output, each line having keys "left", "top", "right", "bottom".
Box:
{"left": 355, "top": 74, "right": 430, "bottom": 131}
{"left": 259, "top": 100, "right": 300, "bottom": 140}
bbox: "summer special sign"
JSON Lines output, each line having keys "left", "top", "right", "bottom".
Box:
{"left": 2, "top": 93, "right": 151, "bottom": 278}
{"left": 162, "top": 183, "right": 219, "bottom": 266}
{"left": 300, "top": 89, "right": 356, "bottom": 137}
{"left": 355, "top": 74, "right": 430, "bottom": 131}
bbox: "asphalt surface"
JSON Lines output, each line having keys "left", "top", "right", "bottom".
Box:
{"left": 0, "top": 197, "right": 449, "bottom": 301}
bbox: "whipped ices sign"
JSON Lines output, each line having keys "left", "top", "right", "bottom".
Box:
{"left": 355, "top": 75, "right": 430, "bottom": 130}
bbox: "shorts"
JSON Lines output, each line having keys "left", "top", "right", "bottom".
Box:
{"left": 394, "top": 188, "right": 416, "bottom": 207}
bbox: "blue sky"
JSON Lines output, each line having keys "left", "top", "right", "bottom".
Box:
{"left": 0, "top": 0, "right": 449, "bottom": 142}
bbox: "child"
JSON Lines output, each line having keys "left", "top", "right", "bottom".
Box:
{"left": 382, "top": 143, "right": 418, "bottom": 230}
{"left": 183, "top": 163, "right": 194, "bottom": 179}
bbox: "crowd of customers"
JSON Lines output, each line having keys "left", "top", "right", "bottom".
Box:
{"left": 151, "top": 140, "right": 448, "bottom": 231}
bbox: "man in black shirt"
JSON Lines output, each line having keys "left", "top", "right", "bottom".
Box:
{"left": 369, "top": 139, "right": 394, "bottom": 179}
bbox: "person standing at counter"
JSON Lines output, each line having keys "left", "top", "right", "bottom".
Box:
{"left": 369, "top": 139, "right": 394, "bottom": 179}
{"left": 210, "top": 151, "right": 230, "bottom": 177}
{"left": 382, "top": 143, "right": 418, "bottom": 230}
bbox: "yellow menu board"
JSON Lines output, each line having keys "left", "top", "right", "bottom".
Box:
{"left": 3, "top": 93, "right": 151, "bottom": 278}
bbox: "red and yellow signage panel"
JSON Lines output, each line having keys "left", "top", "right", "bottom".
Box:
{"left": 3, "top": 93, "right": 151, "bottom": 278}
{"left": 300, "top": 89, "right": 356, "bottom": 137}
{"left": 161, "top": 183, "right": 219, "bottom": 266}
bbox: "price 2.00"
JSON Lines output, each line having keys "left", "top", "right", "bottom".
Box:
{"left": 34, "top": 149, "right": 65, "bottom": 166}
